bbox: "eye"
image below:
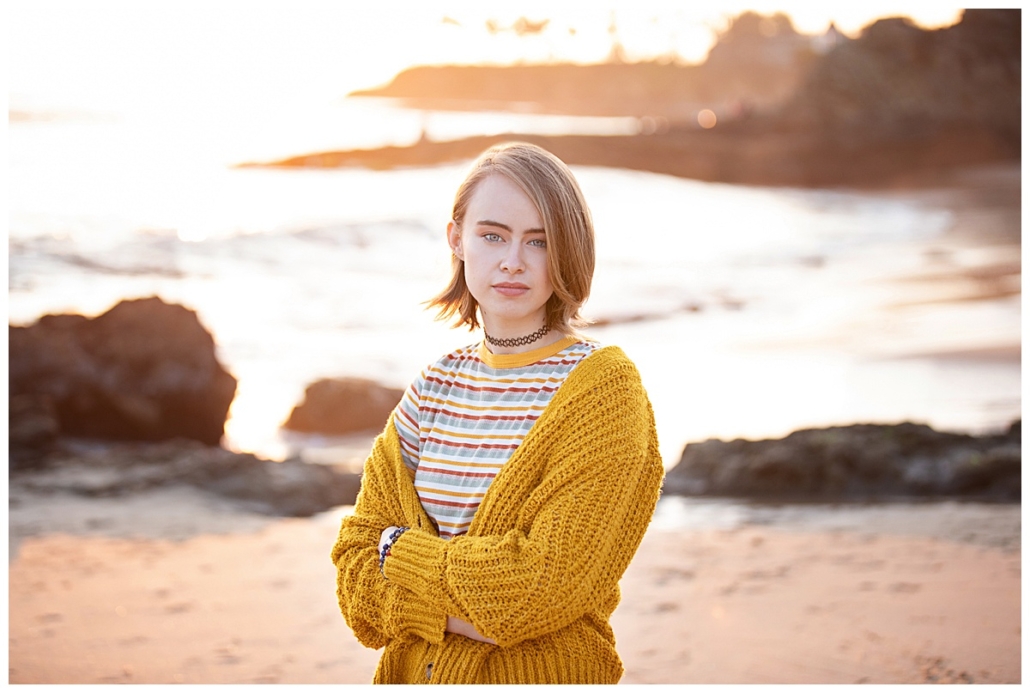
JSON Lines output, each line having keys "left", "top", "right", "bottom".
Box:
{"left": 483, "top": 232, "right": 502, "bottom": 242}
{"left": 529, "top": 238, "right": 547, "bottom": 248}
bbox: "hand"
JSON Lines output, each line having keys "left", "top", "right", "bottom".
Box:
{"left": 378, "top": 526, "right": 401, "bottom": 555}
{"left": 446, "top": 616, "right": 497, "bottom": 645}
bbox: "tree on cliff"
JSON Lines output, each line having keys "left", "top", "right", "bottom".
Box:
{"left": 778, "top": 9, "right": 1020, "bottom": 151}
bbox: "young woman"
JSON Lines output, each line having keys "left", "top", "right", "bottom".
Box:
{"left": 331, "top": 142, "right": 663, "bottom": 684}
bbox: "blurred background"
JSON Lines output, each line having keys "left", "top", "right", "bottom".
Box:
{"left": 7, "top": 1, "right": 1022, "bottom": 685}
{"left": 8, "top": 1, "right": 1019, "bottom": 468}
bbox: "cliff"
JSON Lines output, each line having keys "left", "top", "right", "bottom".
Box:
{"left": 247, "top": 10, "right": 1019, "bottom": 189}
{"left": 350, "top": 11, "right": 818, "bottom": 119}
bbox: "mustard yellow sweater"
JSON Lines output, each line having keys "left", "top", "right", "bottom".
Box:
{"left": 330, "top": 346, "right": 663, "bottom": 684}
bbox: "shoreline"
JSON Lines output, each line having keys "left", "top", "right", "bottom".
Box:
{"left": 8, "top": 489, "right": 1020, "bottom": 684}
{"left": 238, "top": 126, "right": 1019, "bottom": 192}
{"left": 12, "top": 489, "right": 1019, "bottom": 561}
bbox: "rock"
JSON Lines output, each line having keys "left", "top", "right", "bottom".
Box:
{"left": 9, "top": 297, "right": 237, "bottom": 450}
{"left": 199, "top": 454, "right": 362, "bottom": 517}
{"left": 781, "top": 9, "right": 1020, "bottom": 150}
{"left": 665, "top": 420, "right": 1021, "bottom": 502}
{"left": 10, "top": 438, "right": 362, "bottom": 517}
{"left": 945, "top": 446, "right": 1022, "bottom": 499}
{"left": 349, "top": 12, "right": 815, "bottom": 120}
{"left": 9, "top": 394, "right": 60, "bottom": 453}
{"left": 284, "top": 377, "right": 403, "bottom": 435}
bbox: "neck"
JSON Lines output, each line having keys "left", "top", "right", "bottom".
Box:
{"left": 482, "top": 321, "right": 562, "bottom": 355}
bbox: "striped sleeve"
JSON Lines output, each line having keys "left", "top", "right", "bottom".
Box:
{"left": 394, "top": 370, "right": 425, "bottom": 473}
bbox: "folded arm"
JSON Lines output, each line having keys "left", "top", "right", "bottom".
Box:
{"left": 381, "top": 366, "right": 663, "bottom": 647}
{"left": 330, "top": 425, "right": 448, "bottom": 649}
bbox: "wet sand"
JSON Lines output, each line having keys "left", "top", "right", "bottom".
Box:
{"left": 8, "top": 489, "right": 1020, "bottom": 684}
{"left": 617, "top": 503, "right": 1021, "bottom": 684}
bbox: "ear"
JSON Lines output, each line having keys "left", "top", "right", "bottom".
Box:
{"left": 447, "top": 220, "right": 464, "bottom": 261}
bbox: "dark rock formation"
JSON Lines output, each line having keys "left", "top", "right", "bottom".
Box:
{"left": 349, "top": 11, "right": 818, "bottom": 118}
{"left": 283, "top": 377, "right": 403, "bottom": 435}
{"left": 778, "top": 10, "right": 1020, "bottom": 153}
{"left": 664, "top": 420, "right": 1021, "bottom": 502}
{"left": 249, "top": 123, "right": 1018, "bottom": 189}
{"left": 9, "top": 438, "right": 362, "bottom": 517}
{"left": 9, "top": 297, "right": 237, "bottom": 459}
{"left": 9, "top": 394, "right": 61, "bottom": 455}
{"left": 251, "top": 10, "right": 1019, "bottom": 189}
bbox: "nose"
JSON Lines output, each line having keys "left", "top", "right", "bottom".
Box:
{"left": 500, "top": 242, "right": 525, "bottom": 274}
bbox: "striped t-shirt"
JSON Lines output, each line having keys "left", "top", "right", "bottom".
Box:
{"left": 394, "top": 335, "right": 598, "bottom": 539}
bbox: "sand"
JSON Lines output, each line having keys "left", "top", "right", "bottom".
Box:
{"left": 8, "top": 488, "right": 1020, "bottom": 684}
{"left": 617, "top": 504, "right": 1021, "bottom": 684}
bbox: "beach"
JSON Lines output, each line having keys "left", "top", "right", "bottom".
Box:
{"left": 9, "top": 487, "right": 1020, "bottom": 684}
{"left": 8, "top": 155, "right": 1021, "bottom": 686}
{"left": 8, "top": 7, "right": 1021, "bottom": 685}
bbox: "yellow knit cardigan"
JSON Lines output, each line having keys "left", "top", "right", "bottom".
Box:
{"left": 330, "top": 346, "right": 664, "bottom": 684}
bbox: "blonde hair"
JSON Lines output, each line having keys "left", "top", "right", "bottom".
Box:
{"left": 428, "top": 142, "right": 595, "bottom": 333}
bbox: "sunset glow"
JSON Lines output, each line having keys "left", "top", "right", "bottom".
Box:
{"left": 8, "top": 3, "right": 1020, "bottom": 684}
{"left": 10, "top": 1, "right": 964, "bottom": 116}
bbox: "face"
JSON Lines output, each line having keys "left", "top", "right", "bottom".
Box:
{"left": 448, "top": 174, "right": 553, "bottom": 336}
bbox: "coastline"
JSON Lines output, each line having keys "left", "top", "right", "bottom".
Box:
{"left": 304, "top": 12, "right": 1018, "bottom": 192}
{"left": 9, "top": 7, "right": 1020, "bottom": 684}
{"left": 9, "top": 168, "right": 1020, "bottom": 684}
{"left": 238, "top": 126, "right": 1018, "bottom": 191}
{"left": 9, "top": 490, "right": 1020, "bottom": 683}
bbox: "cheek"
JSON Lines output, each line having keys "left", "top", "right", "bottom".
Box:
{"left": 536, "top": 252, "right": 553, "bottom": 286}
{"left": 462, "top": 243, "right": 500, "bottom": 279}
{"left": 461, "top": 250, "right": 487, "bottom": 291}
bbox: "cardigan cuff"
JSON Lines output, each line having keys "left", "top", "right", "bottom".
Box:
{"left": 388, "top": 588, "right": 448, "bottom": 645}
{"left": 384, "top": 529, "right": 450, "bottom": 606}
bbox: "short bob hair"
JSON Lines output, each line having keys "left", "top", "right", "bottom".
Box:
{"left": 428, "top": 142, "right": 595, "bottom": 333}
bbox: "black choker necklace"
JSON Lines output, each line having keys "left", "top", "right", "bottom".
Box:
{"left": 484, "top": 323, "right": 550, "bottom": 348}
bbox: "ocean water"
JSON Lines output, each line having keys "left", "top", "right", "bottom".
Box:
{"left": 8, "top": 99, "right": 1021, "bottom": 466}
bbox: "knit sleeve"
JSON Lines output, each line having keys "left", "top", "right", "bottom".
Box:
{"left": 382, "top": 356, "right": 664, "bottom": 648}
{"left": 330, "top": 421, "right": 447, "bottom": 649}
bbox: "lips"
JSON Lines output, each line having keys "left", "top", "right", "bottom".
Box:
{"left": 492, "top": 282, "right": 530, "bottom": 297}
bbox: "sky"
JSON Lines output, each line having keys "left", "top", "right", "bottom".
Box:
{"left": 7, "top": 1, "right": 970, "bottom": 115}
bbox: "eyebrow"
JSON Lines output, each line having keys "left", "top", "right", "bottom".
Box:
{"left": 475, "top": 219, "right": 546, "bottom": 234}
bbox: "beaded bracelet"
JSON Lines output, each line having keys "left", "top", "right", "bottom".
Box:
{"left": 378, "top": 527, "right": 409, "bottom": 579}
